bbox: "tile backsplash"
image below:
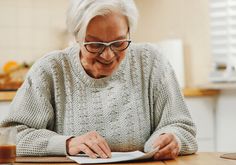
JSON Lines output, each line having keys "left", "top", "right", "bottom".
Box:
{"left": 0, "top": 0, "right": 69, "bottom": 69}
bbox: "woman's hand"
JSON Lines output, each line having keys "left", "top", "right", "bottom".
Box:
{"left": 66, "top": 131, "right": 111, "bottom": 159}
{"left": 152, "top": 133, "right": 179, "bottom": 160}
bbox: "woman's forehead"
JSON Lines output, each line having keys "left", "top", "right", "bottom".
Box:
{"left": 86, "top": 13, "right": 129, "bottom": 41}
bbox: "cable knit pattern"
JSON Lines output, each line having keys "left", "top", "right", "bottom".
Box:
{"left": 0, "top": 43, "right": 197, "bottom": 156}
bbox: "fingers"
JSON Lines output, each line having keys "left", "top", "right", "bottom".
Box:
{"left": 152, "top": 133, "right": 172, "bottom": 149}
{"left": 66, "top": 131, "right": 111, "bottom": 159}
{"left": 94, "top": 133, "right": 111, "bottom": 157}
{"left": 79, "top": 143, "right": 98, "bottom": 159}
{"left": 153, "top": 141, "right": 179, "bottom": 160}
{"left": 96, "top": 134, "right": 112, "bottom": 157}
{"left": 152, "top": 133, "right": 179, "bottom": 160}
{"left": 84, "top": 136, "right": 109, "bottom": 158}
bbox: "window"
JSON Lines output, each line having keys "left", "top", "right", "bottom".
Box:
{"left": 209, "top": 0, "right": 236, "bottom": 82}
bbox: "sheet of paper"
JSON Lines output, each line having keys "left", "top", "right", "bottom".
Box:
{"left": 68, "top": 147, "right": 159, "bottom": 164}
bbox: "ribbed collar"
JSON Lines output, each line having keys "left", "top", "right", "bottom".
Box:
{"left": 67, "top": 44, "right": 129, "bottom": 88}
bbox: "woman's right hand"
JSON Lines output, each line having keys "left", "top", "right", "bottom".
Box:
{"left": 66, "top": 131, "right": 111, "bottom": 159}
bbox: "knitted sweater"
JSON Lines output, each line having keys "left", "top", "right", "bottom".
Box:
{"left": 0, "top": 43, "right": 197, "bottom": 156}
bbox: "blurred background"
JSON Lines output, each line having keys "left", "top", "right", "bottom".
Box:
{"left": 0, "top": 0, "right": 236, "bottom": 153}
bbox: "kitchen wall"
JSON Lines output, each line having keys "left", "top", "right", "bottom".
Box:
{"left": 134, "top": 0, "right": 212, "bottom": 87}
{"left": 0, "top": 0, "right": 68, "bottom": 69}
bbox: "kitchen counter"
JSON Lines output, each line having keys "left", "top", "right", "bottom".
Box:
{"left": 183, "top": 88, "right": 220, "bottom": 97}
{"left": 0, "top": 91, "right": 17, "bottom": 101}
{"left": 0, "top": 88, "right": 220, "bottom": 101}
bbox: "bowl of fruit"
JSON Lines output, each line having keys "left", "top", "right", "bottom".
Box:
{"left": 0, "top": 61, "right": 32, "bottom": 91}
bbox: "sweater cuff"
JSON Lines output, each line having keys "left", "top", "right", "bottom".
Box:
{"left": 47, "top": 135, "right": 73, "bottom": 155}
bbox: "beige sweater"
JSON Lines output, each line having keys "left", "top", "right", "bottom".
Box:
{"left": 0, "top": 43, "right": 197, "bottom": 156}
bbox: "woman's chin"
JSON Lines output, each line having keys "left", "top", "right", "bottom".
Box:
{"left": 94, "top": 61, "right": 120, "bottom": 78}
{"left": 97, "top": 62, "right": 116, "bottom": 71}
{"left": 96, "top": 68, "right": 116, "bottom": 78}
{"left": 97, "top": 70, "right": 114, "bottom": 78}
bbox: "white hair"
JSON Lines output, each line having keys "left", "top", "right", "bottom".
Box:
{"left": 66, "top": 0, "right": 139, "bottom": 42}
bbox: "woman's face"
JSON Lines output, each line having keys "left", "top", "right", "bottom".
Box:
{"left": 80, "top": 12, "right": 129, "bottom": 79}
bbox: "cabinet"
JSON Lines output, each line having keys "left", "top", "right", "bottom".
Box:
{"left": 216, "top": 90, "right": 236, "bottom": 152}
{"left": 186, "top": 96, "right": 217, "bottom": 151}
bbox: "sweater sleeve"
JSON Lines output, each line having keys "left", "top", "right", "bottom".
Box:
{"left": 0, "top": 60, "right": 71, "bottom": 156}
{"left": 144, "top": 46, "right": 198, "bottom": 155}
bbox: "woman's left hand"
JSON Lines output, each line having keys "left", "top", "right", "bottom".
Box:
{"left": 152, "top": 133, "right": 179, "bottom": 160}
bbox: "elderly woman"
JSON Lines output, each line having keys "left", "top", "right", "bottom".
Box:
{"left": 0, "top": 0, "right": 197, "bottom": 160}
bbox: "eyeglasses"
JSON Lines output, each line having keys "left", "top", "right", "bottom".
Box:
{"left": 82, "top": 39, "right": 132, "bottom": 54}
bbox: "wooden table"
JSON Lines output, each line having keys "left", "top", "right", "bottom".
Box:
{"left": 13, "top": 153, "right": 236, "bottom": 165}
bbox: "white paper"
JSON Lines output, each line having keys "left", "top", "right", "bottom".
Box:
{"left": 68, "top": 147, "right": 159, "bottom": 164}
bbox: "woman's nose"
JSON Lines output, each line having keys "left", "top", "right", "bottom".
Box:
{"left": 99, "top": 47, "right": 115, "bottom": 60}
